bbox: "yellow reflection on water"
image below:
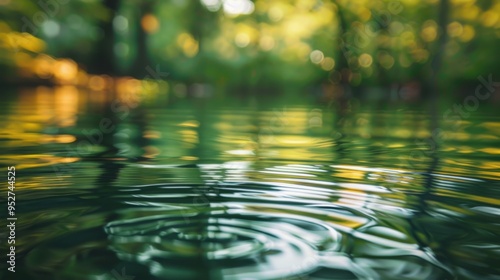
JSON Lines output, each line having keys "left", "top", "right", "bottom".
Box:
{"left": 40, "top": 135, "right": 76, "bottom": 144}
{"left": 334, "top": 169, "right": 366, "bottom": 181}
{"left": 480, "top": 148, "right": 500, "bottom": 155}
{"left": 437, "top": 188, "right": 500, "bottom": 206}
{"left": 0, "top": 154, "right": 79, "bottom": 174}
{"left": 54, "top": 86, "right": 79, "bottom": 127}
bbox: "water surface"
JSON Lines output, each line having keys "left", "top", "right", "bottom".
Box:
{"left": 1, "top": 87, "right": 500, "bottom": 280}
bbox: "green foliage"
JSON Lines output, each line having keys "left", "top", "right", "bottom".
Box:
{"left": 0, "top": 0, "right": 499, "bottom": 88}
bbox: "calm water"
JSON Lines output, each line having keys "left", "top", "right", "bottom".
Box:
{"left": 1, "top": 87, "right": 500, "bottom": 280}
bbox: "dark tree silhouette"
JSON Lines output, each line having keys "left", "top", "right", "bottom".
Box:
{"left": 89, "top": 0, "right": 120, "bottom": 75}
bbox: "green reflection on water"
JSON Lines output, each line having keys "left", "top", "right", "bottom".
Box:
{"left": 1, "top": 87, "right": 499, "bottom": 280}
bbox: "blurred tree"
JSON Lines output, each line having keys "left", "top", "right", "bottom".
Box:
{"left": 89, "top": 0, "right": 120, "bottom": 75}
{"left": 0, "top": 0, "right": 499, "bottom": 93}
{"left": 131, "top": 0, "right": 154, "bottom": 78}
{"left": 430, "top": 0, "right": 450, "bottom": 100}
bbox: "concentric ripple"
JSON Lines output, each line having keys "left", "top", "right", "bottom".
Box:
{"left": 19, "top": 176, "right": 463, "bottom": 280}
{"left": 104, "top": 212, "right": 326, "bottom": 279}
{"left": 102, "top": 182, "right": 355, "bottom": 279}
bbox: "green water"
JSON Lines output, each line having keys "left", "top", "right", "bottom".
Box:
{"left": 1, "top": 87, "right": 500, "bottom": 280}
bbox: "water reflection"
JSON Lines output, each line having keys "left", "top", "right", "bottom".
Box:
{"left": 1, "top": 87, "right": 500, "bottom": 279}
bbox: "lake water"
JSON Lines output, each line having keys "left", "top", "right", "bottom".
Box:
{"left": 1, "top": 87, "right": 500, "bottom": 280}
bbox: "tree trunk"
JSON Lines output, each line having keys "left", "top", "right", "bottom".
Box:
{"left": 131, "top": 1, "right": 153, "bottom": 78}
{"left": 90, "top": 0, "right": 120, "bottom": 75}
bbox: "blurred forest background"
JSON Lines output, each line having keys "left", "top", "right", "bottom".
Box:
{"left": 0, "top": 0, "right": 499, "bottom": 100}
